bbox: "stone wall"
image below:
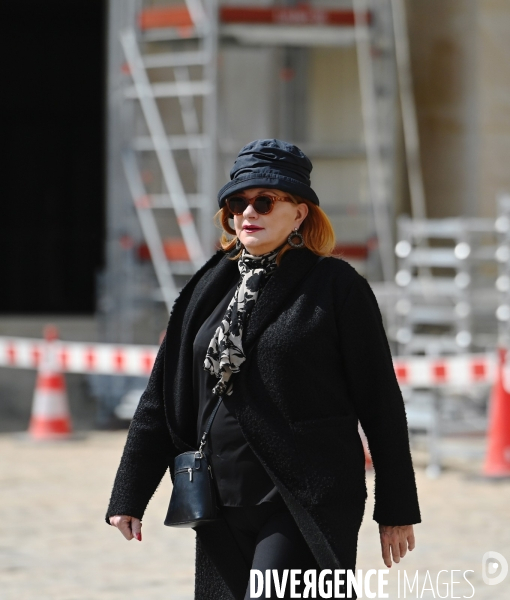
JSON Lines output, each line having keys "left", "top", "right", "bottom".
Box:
{"left": 407, "top": 0, "right": 510, "bottom": 218}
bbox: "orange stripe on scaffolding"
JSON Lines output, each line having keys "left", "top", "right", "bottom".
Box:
{"left": 135, "top": 195, "right": 151, "bottom": 209}
{"left": 333, "top": 244, "right": 369, "bottom": 260}
{"left": 138, "top": 6, "right": 194, "bottom": 30}
{"left": 219, "top": 7, "right": 362, "bottom": 26}
{"left": 138, "top": 239, "right": 190, "bottom": 261}
{"left": 138, "top": 6, "right": 370, "bottom": 30}
{"left": 177, "top": 212, "right": 194, "bottom": 226}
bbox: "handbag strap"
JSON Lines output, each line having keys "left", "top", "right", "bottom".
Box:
{"left": 198, "top": 394, "right": 223, "bottom": 455}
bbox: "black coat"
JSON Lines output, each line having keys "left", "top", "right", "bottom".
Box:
{"left": 106, "top": 247, "right": 421, "bottom": 600}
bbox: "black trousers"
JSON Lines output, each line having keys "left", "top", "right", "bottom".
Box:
{"left": 221, "top": 502, "right": 320, "bottom": 600}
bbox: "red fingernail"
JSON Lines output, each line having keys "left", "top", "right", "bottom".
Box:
{"left": 135, "top": 532, "right": 142, "bottom": 541}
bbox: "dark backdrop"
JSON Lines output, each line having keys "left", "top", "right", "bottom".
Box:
{"left": 0, "top": 0, "right": 105, "bottom": 313}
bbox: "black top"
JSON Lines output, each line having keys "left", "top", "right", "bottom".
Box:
{"left": 192, "top": 278, "right": 281, "bottom": 507}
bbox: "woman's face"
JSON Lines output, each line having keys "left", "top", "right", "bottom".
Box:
{"left": 231, "top": 188, "right": 309, "bottom": 256}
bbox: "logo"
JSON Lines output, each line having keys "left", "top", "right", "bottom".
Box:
{"left": 482, "top": 551, "right": 508, "bottom": 586}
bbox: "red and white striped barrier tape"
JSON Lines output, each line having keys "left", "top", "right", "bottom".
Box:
{"left": 0, "top": 336, "right": 497, "bottom": 385}
{"left": 393, "top": 354, "right": 496, "bottom": 387}
{"left": 0, "top": 337, "right": 157, "bottom": 377}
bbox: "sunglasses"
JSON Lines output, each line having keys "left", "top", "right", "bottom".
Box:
{"left": 226, "top": 193, "right": 294, "bottom": 216}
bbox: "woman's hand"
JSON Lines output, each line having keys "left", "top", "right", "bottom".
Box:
{"left": 109, "top": 515, "right": 142, "bottom": 541}
{"left": 379, "top": 524, "right": 415, "bottom": 567}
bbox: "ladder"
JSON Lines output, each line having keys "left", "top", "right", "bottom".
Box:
{"left": 119, "top": 0, "right": 218, "bottom": 312}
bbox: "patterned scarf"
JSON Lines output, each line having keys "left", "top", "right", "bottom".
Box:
{"left": 203, "top": 246, "right": 281, "bottom": 396}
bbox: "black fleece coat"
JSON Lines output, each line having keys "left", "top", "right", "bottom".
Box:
{"left": 106, "top": 247, "right": 421, "bottom": 600}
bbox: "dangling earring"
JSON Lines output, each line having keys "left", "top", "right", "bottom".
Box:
{"left": 287, "top": 228, "right": 304, "bottom": 249}
{"left": 235, "top": 238, "right": 243, "bottom": 250}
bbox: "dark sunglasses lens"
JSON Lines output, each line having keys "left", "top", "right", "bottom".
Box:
{"left": 253, "top": 196, "right": 273, "bottom": 214}
{"left": 227, "top": 197, "right": 248, "bottom": 214}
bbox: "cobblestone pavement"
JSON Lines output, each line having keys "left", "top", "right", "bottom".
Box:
{"left": 1, "top": 432, "right": 509, "bottom": 600}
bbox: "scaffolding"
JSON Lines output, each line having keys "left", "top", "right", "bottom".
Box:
{"left": 495, "top": 192, "right": 510, "bottom": 344}
{"left": 393, "top": 216, "right": 499, "bottom": 356}
{"left": 390, "top": 213, "right": 501, "bottom": 475}
{"left": 103, "top": 0, "right": 419, "bottom": 342}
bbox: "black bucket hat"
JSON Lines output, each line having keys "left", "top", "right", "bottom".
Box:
{"left": 217, "top": 139, "right": 320, "bottom": 207}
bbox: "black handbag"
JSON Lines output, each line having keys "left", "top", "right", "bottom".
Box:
{"left": 164, "top": 395, "right": 223, "bottom": 528}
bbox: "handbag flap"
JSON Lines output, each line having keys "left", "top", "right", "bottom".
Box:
{"left": 174, "top": 451, "right": 206, "bottom": 473}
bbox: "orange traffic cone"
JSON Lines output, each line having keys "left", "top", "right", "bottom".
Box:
{"left": 28, "top": 325, "right": 72, "bottom": 441}
{"left": 483, "top": 348, "right": 510, "bottom": 477}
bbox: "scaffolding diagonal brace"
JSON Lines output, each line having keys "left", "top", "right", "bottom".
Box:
{"left": 353, "top": 0, "right": 396, "bottom": 285}
{"left": 122, "top": 149, "right": 179, "bottom": 312}
{"left": 120, "top": 28, "right": 206, "bottom": 271}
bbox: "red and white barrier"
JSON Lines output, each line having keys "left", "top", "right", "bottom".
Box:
{"left": 393, "top": 354, "right": 496, "bottom": 387}
{"left": 0, "top": 335, "right": 497, "bottom": 386}
{"left": 0, "top": 337, "right": 157, "bottom": 377}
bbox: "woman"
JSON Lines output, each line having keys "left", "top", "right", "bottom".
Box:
{"left": 106, "top": 139, "right": 421, "bottom": 600}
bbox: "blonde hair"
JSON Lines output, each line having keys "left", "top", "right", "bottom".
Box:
{"left": 214, "top": 193, "right": 336, "bottom": 264}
